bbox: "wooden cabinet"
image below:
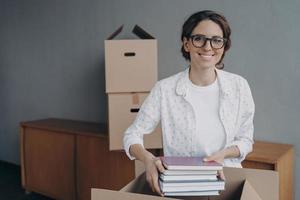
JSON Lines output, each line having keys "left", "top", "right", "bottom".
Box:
{"left": 242, "top": 140, "right": 295, "bottom": 200}
{"left": 21, "top": 127, "right": 76, "bottom": 199}
{"left": 76, "top": 134, "right": 134, "bottom": 200}
{"left": 20, "top": 118, "right": 135, "bottom": 200}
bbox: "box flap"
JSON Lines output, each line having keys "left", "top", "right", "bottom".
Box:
{"left": 222, "top": 167, "right": 279, "bottom": 200}
{"left": 132, "top": 25, "right": 155, "bottom": 39}
{"left": 107, "top": 25, "right": 124, "bottom": 40}
{"left": 240, "top": 180, "right": 262, "bottom": 200}
{"left": 107, "top": 25, "right": 155, "bottom": 40}
{"left": 92, "top": 188, "right": 176, "bottom": 200}
{"left": 120, "top": 172, "right": 147, "bottom": 192}
{"left": 119, "top": 173, "right": 182, "bottom": 199}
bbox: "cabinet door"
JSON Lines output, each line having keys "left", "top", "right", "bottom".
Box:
{"left": 76, "top": 135, "right": 135, "bottom": 200}
{"left": 22, "top": 127, "right": 76, "bottom": 200}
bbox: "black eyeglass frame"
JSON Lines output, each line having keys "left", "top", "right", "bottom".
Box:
{"left": 189, "top": 34, "right": 228, "bottom": 49}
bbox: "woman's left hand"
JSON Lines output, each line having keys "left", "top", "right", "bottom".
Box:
{"left": 204, "top": 149, "right": 225, "bottom": 164}
{"left": 203, "top": 146, "right": 241, "bottom": 181}
{"left": 203, "top": 150, "right": 226, "bottom": 180}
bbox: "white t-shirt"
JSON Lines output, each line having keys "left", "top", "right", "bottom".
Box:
{"left": 186, "top": 77, "right": 226, "bottom": 157}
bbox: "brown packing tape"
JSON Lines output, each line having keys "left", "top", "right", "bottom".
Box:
{"left": 132, "top": 93, "right": 139, "bottom": 105}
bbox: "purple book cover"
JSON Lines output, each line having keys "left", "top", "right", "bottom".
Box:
{"left": 160, "top": 156, "right": 222, "bottom": 170}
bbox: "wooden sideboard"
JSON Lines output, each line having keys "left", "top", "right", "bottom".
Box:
{"left": 20, "top": 118, "right": 135, "bottom": 200}
{"left": 242, "top": 140, "right": 295, "bottom": 200}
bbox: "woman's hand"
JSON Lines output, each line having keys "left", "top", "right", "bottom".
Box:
{"left": 203, "top": 149, "right": 226, "bottom": 164}
{"left": 203, "top": 146, "right": 241, "bottom": 181}
{"left": 144, "top": 156, "right": 165, "bottom": 196}
{"left": 128, "top": 145, "right": 166, "bottom": 196}
{"left": 203, "top": 150, "right": 226, "bottom": 180}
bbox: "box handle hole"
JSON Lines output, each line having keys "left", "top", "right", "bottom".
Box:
{"left": 130, "top": 108, "right": 140, "bottom": 113}
{"left": 124, "top": 52, "right": 136, "bottom": 57}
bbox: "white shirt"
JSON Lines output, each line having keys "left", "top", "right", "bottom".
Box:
{"left": 186, "top": 77, "right": 226, "bottom": 157}
{"left": 123, "top": 67, "right": 255, "bottom": 167}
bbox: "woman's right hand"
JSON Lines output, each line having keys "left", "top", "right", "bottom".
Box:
{"left": 144, "top": 156, "right": 165, "bottom": 196}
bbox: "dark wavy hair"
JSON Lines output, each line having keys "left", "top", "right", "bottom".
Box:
{"left": 181, "top": 10, "right": 231, "bottom": 69}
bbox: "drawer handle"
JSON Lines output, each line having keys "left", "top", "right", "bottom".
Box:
{"left": 124, "top": 52, "right": 136, "bottom": 57}
{"left": 130, "top": 108, "right": 140, "bottom": 113}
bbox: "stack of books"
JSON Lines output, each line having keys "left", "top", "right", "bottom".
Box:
{"left": 159, "top": 156, "right": 224, "bottom": 197}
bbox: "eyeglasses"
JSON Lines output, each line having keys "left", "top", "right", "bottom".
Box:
{"left": 189, "top": 34, "right": 227, "bottom": 49}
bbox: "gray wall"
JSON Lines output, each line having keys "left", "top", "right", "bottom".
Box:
{"left": 1, "top": 0, "right": 300, "bottom": 198}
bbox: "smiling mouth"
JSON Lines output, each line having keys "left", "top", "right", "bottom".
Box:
{"left": 198, "top": 53, "right": 214, "bottom": 59}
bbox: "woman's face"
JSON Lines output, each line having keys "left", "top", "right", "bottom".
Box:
{"left": 183, "top": 20, "right": 225, "bottom": 70}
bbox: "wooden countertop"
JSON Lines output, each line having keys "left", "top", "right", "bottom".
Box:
{"left": 21, "top": 118, "right": 108, "bottom": 137}
{"left": 246, "top": 140, "right": 294, "bottom": 164}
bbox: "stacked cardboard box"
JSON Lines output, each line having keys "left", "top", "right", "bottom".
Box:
{"left": 105, "top": 25, "right": 163, "bottom": 151}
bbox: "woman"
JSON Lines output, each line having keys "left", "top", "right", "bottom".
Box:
{"left": 123, "top": 10, "right": 255, "bottom": 196}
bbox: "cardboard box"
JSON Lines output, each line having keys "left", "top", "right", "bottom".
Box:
{"left": 108, "top": 92, "right": 162, "bottom": 150}
{"left": 105, "top": 25, "right": 157, "bottom": 93}
{"left": 92, "top": 167, "right": 279, "bottom": 200}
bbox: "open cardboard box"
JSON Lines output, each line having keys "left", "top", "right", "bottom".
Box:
{"left": 92, "top": 167, "right": 278, "bottom": 200}
{"left": 105, "top": 25, "right": 157, "bottom": 93}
